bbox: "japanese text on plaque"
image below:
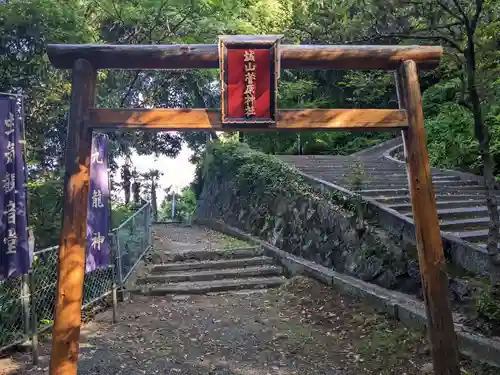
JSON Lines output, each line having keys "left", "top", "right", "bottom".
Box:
{"left": 244, "top": 50, "right": 256, "bottom": 117}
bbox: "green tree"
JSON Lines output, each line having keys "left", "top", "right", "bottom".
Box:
{"left": 159, "top": 187, "right": 196, "bottom": 221}
{"left": 361, "top": 0, "right": 500, "bottom": 295}
{"left": 141, "top": 169, "right": 162, "bottom": 221}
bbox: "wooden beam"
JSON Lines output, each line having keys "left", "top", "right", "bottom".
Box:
{"left": 86, "top": 108, "right": 408, "bottom": 132}
{"left": 47, "top": 44, "right": 442, "bottom": 70}
{"left": 397, "top": 61, "right": 460, "bottom": 375}
{"left": 49, "top": 59, "right": 95, "bottom": 375}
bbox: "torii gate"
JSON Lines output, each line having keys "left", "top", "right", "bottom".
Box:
{"left": 46, "top": 36, "right": 460, "bottom": 375}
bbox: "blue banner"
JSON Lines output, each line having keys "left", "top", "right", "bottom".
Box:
{"left": 0, "top": 95, "right": 30, "bottom": 279}
{"left": 86, "top": 133, "right": 110, "bottom": 273}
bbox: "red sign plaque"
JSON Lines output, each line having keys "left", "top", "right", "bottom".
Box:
{"left": 219, "top": 35, "right": 282, "bottom": 125}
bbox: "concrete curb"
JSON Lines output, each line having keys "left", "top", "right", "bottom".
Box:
{"left": 195, "top": 217, "right": 500, "bottom": 368}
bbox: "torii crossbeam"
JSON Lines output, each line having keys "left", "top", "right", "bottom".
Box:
{"left": 46, "top": 37, "right": 460, "bottom": 375}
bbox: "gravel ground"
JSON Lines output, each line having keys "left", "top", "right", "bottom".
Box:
{"left": 0, "top": 279, "right": 427, "bottom": 375}
{"left": 0, "top": 225, "right": 496, "bottom": 375}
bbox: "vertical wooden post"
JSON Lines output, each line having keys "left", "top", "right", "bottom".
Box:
{"left": 49, "top": 59, "right": 96, "bottom": 375}
{"left": 397, "top": 60, "right": 460, "bottom": 375}
{"left": 393, "top": 71, "right": 409, "bottom": 167}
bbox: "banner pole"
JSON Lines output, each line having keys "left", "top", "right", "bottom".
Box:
{"left": 108, "top": 148, "right": 118, "bottom": 323}
{"left": 19, "top": 93, "right": 38, "bottom": 364}
{"left": 29, "top": 270, "right": 39, "bottom": 365}
{"left": 19, "top": 93, "right": 32, "bottom": 338}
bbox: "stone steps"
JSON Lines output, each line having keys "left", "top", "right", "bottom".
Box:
{"left": 409, "top": 206, "right": 493, "bottom": 221}
{"left": 476, "top": 242, "right": 500, "bottom": 249}
{"left": 310, "top": 171, "right": 458, "bottom": 178}
{"left": 278, "top": 152, "right": 491, "bottom": 275}
{"left": 359, "top": 186, "right": 485, "bottom": 196}
{"left": 377, "top": 194, "right": 486, "bottom": 205}
{"left": 162, "top": 247, "right": 263, "bottom": 262}
{"left": 390, "top": 200, "right": 485, "bottom": 214}
{"left": 310, "top": 175, "right": 461, "bottom": 183}
{"left": 450, "top": 229, "right": 488, "bottom": 243}
{"left": 150, "top": 256, "right": 274, "bottom": 273}
{"left": 305, "top": 170, "right": 456, "bottom": 177}
{"left": 351, "top": 180, "right": 479, "bottom": 190}
{"left": 137, "top": 247, "right": 285, "bottom": 295}
{"left": 139, "top": 265, "right": 283, "bottom": 284}
{"left": 354, "top": 175, "right": 460, "bottom": 182}
{"left": 439, "top": 217, "right": 490, "bottom": 232}
{"left": 135, "top": 277, "right": 286, "bottom": 295}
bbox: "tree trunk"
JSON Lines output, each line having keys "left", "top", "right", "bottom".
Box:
{"left": 124, "top": 182, "right": 130, "bottom": 204}
{"left": 466, "top": 34, "right": 500, "bottom": 295}
{"left": 122, "top": 165, "right": 131, "bottom": 204}
{"left": 132, "top": 181, "right": 140, "bottom": 205}
{"left": 151, "top": 180, "right": 158, "bottom": 221}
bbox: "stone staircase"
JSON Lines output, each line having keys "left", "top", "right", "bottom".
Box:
{"left": 278, "top": 141, "right": 493, "bottom": 251}
{"left": 135, "top": 246, "right": 286, "bottom": 295}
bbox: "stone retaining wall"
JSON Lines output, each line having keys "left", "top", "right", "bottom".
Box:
{"left": 195, "top": 142, "right": 423, "bottom": 295}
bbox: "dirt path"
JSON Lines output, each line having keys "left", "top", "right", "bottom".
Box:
{"left": 0, "top": 225, "right": 495, "bottom": 375}
{"left": 151, "top": 224, "right": 250, "bottom": 253}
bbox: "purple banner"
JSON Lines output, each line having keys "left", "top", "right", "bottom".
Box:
{"left": 86, "top": 133, "right": 110, "bottom": 273}
{"left": 0, "top": 95, "right": 30, "bottom": 279}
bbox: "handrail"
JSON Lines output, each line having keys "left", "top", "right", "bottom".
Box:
{"left": 28, "top": 202, "right": 151, "bottom": 253}
{"left": 34, "top": 245, "right": 58, "bottom": 255}
{"left": 113, "top": 201, "right": 151, "bottom": 231}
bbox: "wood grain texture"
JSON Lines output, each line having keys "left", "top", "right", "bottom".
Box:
{"left": 397, "top": 61, "right": 460, "bottom": 375}
{"left": 86, "top": 108, "right": 408, "bottom": 131}
{"left": 49, "top": 59, "right": 95, "bottom": 375}
{"left": 46, "top": 44, "right": 442, "bottom": 70}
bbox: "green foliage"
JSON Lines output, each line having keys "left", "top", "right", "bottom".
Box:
{"left": 347, "top": 160, "right": 367, "bottom": 192}
{"left": 27, "top": 179, "right": 63, "bottom": 249}
{"left": 159, "top": 187, "right": 197, "bottom": 221}
{"left": 0, "top": 277, "right": 23, "bottom": 347}
{"left": 1, "top": 0, "right": 96, "bottom": 171}
{"left": 200, "top": 141, "right": 320, "bottom": 205}
{"left": 28, "top": 178, "right": 135, "bottom": 248}
{"left": 1, "top": 0, "right": 498, "bottom": 249}
{"left": 424, "top": 102, "right": 480, "bottom": 172}
{"left": 422, "top": 79, "right": 500, "bottom": 175}
{"left": 476, "top": 291, "right": 500, "bottom": 324}
{"left": 243, "top": 71, "right": 396, "bottom": 156}
{"left": 347, "top": 160, "right": 368, "bottom": 231}
{"left": 196, "top": 141, "right": 360, "bottom": 218}
{"left": 2, "top": 0, "right": 278, "bottom": 246}
{"left": 111, "top": 203, "right": 134, "bottom": 229}
{"left": 174, "top": 187, "right": 197, "bottom": 221}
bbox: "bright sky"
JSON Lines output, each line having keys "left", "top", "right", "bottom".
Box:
{"left": 114, "top": 142, "right": 196, "bottom": 203}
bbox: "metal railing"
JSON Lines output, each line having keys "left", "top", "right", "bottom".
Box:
{"left": 114, "top": 202, "right": 152, "bottom": 284}
{"left": 0, "top": 202, "right": 152, "bottom": 359}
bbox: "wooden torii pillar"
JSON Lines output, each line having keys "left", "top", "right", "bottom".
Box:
{"left": 46, "top": 40, "right": 460, "bottom": 375}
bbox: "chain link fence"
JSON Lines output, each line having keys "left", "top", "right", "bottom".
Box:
{"left": 115, "top": 203, "right": 152, "bottom": 284}
{"left": 0, "top": 202, "right": 152, "bottom": 353}
{"left": 0, "top": 274, "right": 25, "bottom": 350}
